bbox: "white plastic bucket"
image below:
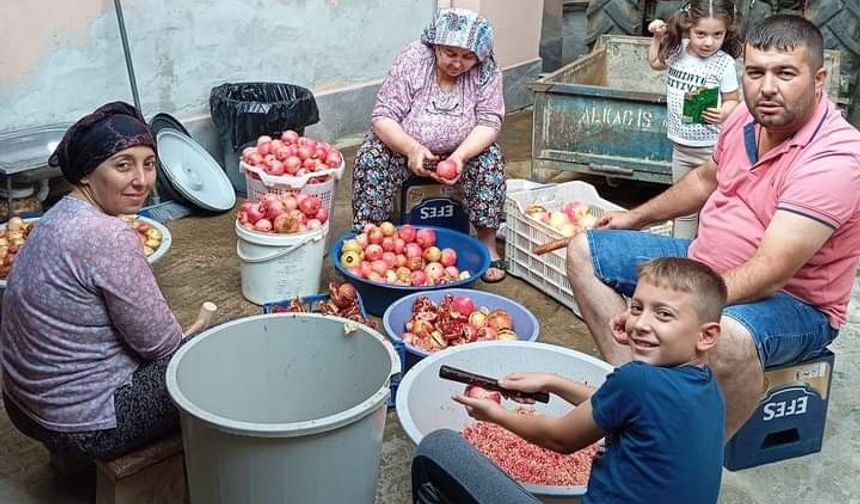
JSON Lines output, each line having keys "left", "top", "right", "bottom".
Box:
{"left": 235, "top": 221, "right": 328, "bottom": 304}
{"left": 166, "top": 313, "right": 401, "bottom": 504}
{"left": 396, "top": 341, "right": 614, "bottom": 503}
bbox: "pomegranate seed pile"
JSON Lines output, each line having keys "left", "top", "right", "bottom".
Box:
{"left": 462, "top": 410, "right": 598, "bottom": 486}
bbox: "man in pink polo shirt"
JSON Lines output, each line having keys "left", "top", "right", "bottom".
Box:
{"left": 565, "top": 14, "right": 860, "bottom": 438}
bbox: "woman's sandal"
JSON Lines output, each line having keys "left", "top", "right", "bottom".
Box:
{"left": 482, "top": 259, "right": 507, "bottom": 283}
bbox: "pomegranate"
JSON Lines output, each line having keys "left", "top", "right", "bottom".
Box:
{"left": 358, "top": 261, "right": 372, "bottom": 279}
{"left": 394, "top": 254, "right": 408, "bottom": 268}
{"left": 283, "top": 196, "right": 298, "bottom": 211}
{"left": 404, "top": 242, "right": 423, "bottom": 259}
{"left": 464, "top": 385, "right": 502, "bottom": 404}
{"left": 444, "top": 265, "right": 460, "bottom": 279}
{"left": 477, "top": 327, "right": 498, "bottom": 340}
{"left": 370, "top": 260, "right": 388, "bottom": 275}
{"left": 281, "top": 130, "right": 299, "bottom": 143}
{"left": 452, "top": 295, "right": 476, "bottom": 316}
{"left": 253, "top": 219, "right": 273, "bottom": 233}
{"left": 406, "top": 255, "right": 425, "bottom": 272}
{"left": 416, "top": 228, "right": 437, "bottom": 248}
{"left": 395, "top": 266, "right": 412, "bottom": 283}
{"left": 379, "top": 221, "right": 396, "bottom": 237}
{"left": 436, "top": 159, "right": 460, "bottom": 180}
{"left": 298, "top": 196, "right": 321, "bottom": 217}
{"left": 423, "top": 246, "right": 442, "bottom": 263}
{"left": 355, "top": 233, "right": 369, "bottom": 249}
{"left": 393, "top": 237, "right": 406, "bottom": 254}
{"left": 247, "top": 152, "right": 263, "bottom": 166}
{"left": 382, "top": 251, "right": 397, "bottom": 269}
{"left": 342, "top": 239, "right": 362, "bottom": 255}
{"left": 247, "top": 203, "right": 266, "bottom": 223}
{"left": 315, "top": 207, "right": 329, "bottom": 223}
{"left": 364, "top": 244, "right": 384, "bottom": 262}
{"left": 425, "top": 262, "right": 445, "bottom": 281}
{"left": 410, "top": 270, "right": 428, "bottom": 286}
{"left": 306, "top": 218, "right": 323, "bottom": 230}
{"left": 340, "top": 250, "right": 361, "bottom": 269}
{"left": 266, "top": 199, "right": 286, "bottom": 219}
{"left": 469, "top": 310, "right": 488, "bottom": 328}
{"left": 284, "top": 156, "right": 302, "bottom": 174}
{"left": 440, "top": 248, "right": 457, "bottom": 267}
{"left": 486, "top": 310, "right": 514, "bottom": 332}
{"left": 382, "top": 236, "right": 395, "bottom": 252}
{"left": 367, "top": 227, "right": 384, "bottom": 245}
{"left": 398, "top": 224, "right": 417, "bottom": 243}
{"left": 325, "top": 150, "right": 342, "bottom": 168}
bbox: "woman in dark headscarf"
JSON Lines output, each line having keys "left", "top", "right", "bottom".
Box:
{"left": 352, "top": 8, "right": 508, "bottom": 282}
{"left": 1, "top": 102, "right": 185, "bottom": 461}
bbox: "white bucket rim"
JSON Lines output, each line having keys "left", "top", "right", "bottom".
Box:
{"left": 395, "top": 340, "right": 613, "bottom": 497}
{"left": 166, "top": 312, "right": 401, "bottom": 438}
{"left": 234, "top": 219, "right": 328, "bottom": 246}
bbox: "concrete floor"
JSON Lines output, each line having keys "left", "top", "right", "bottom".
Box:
{"left": 1, "top": 109, "right": 858, "bottom": 503}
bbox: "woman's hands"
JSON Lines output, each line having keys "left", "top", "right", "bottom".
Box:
{"left": 431, "top": 155, "right": 464, "bottom": 185}
{"left": 406, "top": 143, "right": 438, "bottom": 178}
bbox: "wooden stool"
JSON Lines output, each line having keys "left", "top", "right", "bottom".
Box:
{"left": 95, "top": 434, "right": 186, "bottom": 504}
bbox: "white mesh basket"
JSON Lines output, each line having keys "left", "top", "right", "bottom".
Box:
{"left": 504, "top": 181, "right": 671, "bottom": 317}
{"left": 241, "top": 160, "right": 345, "bottom": 216}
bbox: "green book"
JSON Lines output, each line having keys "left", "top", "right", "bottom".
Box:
{"left": 682, "top": 86, "right": 719, "bottom": 124}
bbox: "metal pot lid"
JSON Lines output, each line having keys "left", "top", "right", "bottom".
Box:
{"left": 150, "top": 113, "right": 191, "bottom": 137}
{"left": 156, "top": 130, "right": 236, "bottom": 212}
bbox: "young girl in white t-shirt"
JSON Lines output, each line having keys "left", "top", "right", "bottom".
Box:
{"left": 648, "top": 0, "right": 742, "bottom": 238}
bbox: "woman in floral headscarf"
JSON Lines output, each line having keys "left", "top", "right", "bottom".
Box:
{"left": 352, "top": 8, "right": 508, "bottom": 282}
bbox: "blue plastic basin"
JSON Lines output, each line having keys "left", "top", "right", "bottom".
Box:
{"left": 329, "top": 226, "right": 491, "bottom": 316}
{"left": 382, "top": 288, "right": 540, "bottom": 372}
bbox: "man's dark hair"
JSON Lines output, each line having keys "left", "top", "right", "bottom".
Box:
{"left": 745, "top": 14, "right": 824, "bottom": 70}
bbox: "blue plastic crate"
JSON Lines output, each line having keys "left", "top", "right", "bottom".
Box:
{"left": 397, "top": 176, "right": 469, "bottom": 233}
{"left": 724, "top": 349, "right": 835, "bottom": 471}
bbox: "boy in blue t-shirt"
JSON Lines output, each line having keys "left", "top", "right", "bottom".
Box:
{"left": 413, "top": 258, "right": 726, "bottom": 504}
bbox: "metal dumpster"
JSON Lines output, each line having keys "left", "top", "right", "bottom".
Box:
{"left": 531, "top": 35, "right": 845, "bottom": 185}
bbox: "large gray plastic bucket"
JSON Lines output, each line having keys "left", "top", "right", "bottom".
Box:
{"left": 166, "top": 313, "right": 401, "bottom": 504}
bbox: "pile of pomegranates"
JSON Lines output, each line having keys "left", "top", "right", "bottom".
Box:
{"left": 122, "top": 217, "right": 164, "bottom": 258}
{"left": 271, "top": 282, "right": 375, "bottom": 328}
{"left": 525, "top": 200, "right": 600, "bottom": 238}
{"left": 241, "top": 131, "right": 343, "bottom": 181}
{"left": 237, "top": 193, "right": 328, "bottom": 234}
{"left": 401, "top": 293, "right": 517, "bottom": 352}
{"left": 339, "top": 222, "right": 469, "bottom": 287}
{"left": 0, "top": 217, "right": 33, "bottom": 279}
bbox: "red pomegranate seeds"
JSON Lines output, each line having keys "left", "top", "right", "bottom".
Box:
{"left": 462, "top": 411, "right": 598, "bottom": 486}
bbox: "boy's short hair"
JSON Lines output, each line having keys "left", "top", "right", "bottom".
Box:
{"left": 637, "top": 258, "right": 727, "bottom": 323}
{"left": 745, "top": 14, "right": 824, "bottom": 71}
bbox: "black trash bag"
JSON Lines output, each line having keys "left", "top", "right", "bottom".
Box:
{"left": 210, "top": 82, "right": 320, "bottom": 151}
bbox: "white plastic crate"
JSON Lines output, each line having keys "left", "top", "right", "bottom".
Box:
{"left": 504, "top": 181, "right": 671, "bottom": 317}
{"left": 241, "top": 160, "right": 345, "bottom": 216}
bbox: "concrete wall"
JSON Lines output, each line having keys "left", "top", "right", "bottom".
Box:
{"left": 0, "top": 0, "right": 435, "bottom": 141}
{"left": 444, "top": 0, "right": 543, "bottom": 112}
{"left": 0, "top": 0, "right": 541, "bottom": 171}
